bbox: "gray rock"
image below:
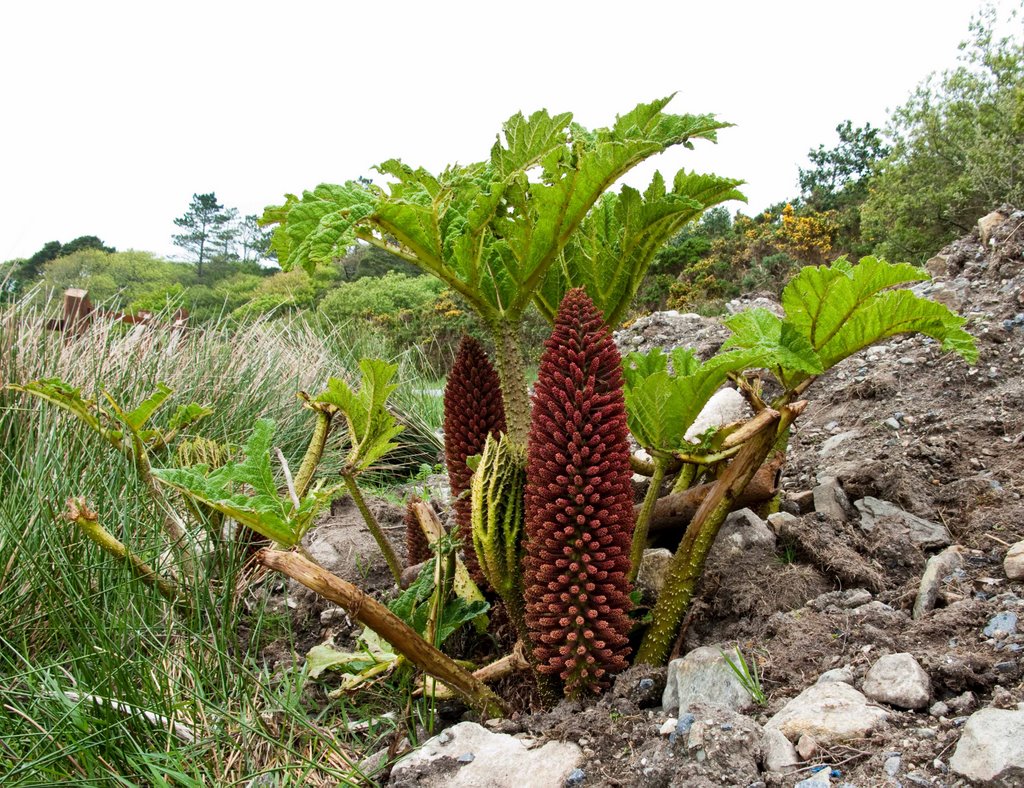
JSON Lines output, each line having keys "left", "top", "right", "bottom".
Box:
{"left": 713, "top": 508, "right": 776, "bottom": 557}
{"left": 663, "top": 645, "right": 754, "bottom": 715}
{"left": 854, "top": 496, "right": 952, "bottom": 549}
{"left": 1005, "top": 540, "right": 1024, "bottom": 581}
{"left": 984, "top": 611, "right": 1018, "bottom": 637}
{"left": 817, "top": 667, "right": 855, "bottom": 685}
{"left": 794, "top": 767, "right": 832, "bottom": 787}
{"left": 862, "top": 653, "right": 931, "bottom": 710}
{"left": 819, "top": 430, "right": 859, "bottom": 458}
{"left": 949, "top": 708, "right": 1024, "bottom": 785}
{"left": 884, "top": 754, "right": 902, "bottom": 777}
{"left": 766, "top": 682, "right": 890, "bottom": 746}
{"left": 813, "top": 477, "right": 855, "bottom": 521}
{"left": 725, "top": 295, "right": 785, "bottom": 317}
{"left": 947, "top": 691, "right": 978, "bottom": 715}
{"left": 636, "top": 548, "right": 673, "bottom": 598}
{"left": 809, "top": 589, "right": 873, "bottom": 612}
{"left": 925, "top": 254, "right": 949, "bottom": 277}
{"left": 389, "top": 721, "right": 583, "bottom": 788}
{"left": 913, "top": 546, "right": 967, "bottom": 619}
{"left": 763, "top": 727, "right": 799, "bottom": 773}
{"left": 767, "top": 511, "right": 800, "bottom": 534}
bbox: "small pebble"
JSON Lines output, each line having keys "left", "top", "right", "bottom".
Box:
{"left": 669, "top": 712, "right": 695, "bottom": 744}
{"left": 456, "top": 752, "right": 474, "bottom": 764}
{"left": 984, "top": 611, "right": 1018, "bottom": 636}
{"left": 564, "top": 767, "right": 585, "bottom": 786}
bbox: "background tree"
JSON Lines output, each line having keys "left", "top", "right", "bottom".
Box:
{"left": 213, "top": 207, "right": 240, "bottom": 262}
{"left": 861, "top": 2, "right": 1024, "bottom": 262}
{"left": 3, "top": 236, "right": 115, "bottom": 297}
{"left": 239, "top": 214, "right": 274, "bottom": 263}
{"left": 172, "top": 193, "right": 228, "bottom": 276}
{"left": 799, "top": 121, "right": 889, "bottom": 212}
{"left": 799, "top": 121, "right": 889, "bottom": 257}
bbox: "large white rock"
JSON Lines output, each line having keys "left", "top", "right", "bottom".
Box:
{"left": 862, "top": 652, "right": 931, "bottom": 710}
{"left": 663, "top": 645, "right": 754, "bottom": 715}
{"left": 1005, "top": 540, "right": 1024, "bottom": 581}
{"left": 766, "top": 682, "right": 890, "bottom": 746}
{"left": 389, "top": 721, "right": 582, "bottom": 788}
{"left": 684, "top": 387, "right": 751, "bottom": 442}
{"left": 949, "top": 708, "right": 1024, "bottom": 785}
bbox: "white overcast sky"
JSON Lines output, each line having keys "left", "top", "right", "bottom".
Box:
{"left": 0, "top": 1, "right": 1002, "bottom": 262}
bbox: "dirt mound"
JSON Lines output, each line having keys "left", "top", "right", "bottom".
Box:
{"left": 494, "top": 208, "right": 1024, "bottom": 787}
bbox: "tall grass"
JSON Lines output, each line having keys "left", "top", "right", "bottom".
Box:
{"left": 0, "top": 295, "right": 443, "bottom": 785}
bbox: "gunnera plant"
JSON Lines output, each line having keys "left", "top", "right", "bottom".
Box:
{"left": 522, "top": 288, "right": 635, "bottom": 697}
{"left": 444, "top": 336, "right": 506, "bottom": 586}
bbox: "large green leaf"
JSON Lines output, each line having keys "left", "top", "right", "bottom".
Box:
{"left": 724, "top": 256, "right": 978, "bottom": 390}
{"left": 536, "top": 170, "right": 745, "bottom": 326}
{"left": 722, "top": 309, "right": 824, "bottom": 390}
{"left": 153, "top": 419, "right": 337, "bottom": 546}
{"left": 263, "top": 97, "right": 735, "bottom": 326}
{"left": 5, "top": 378, "right": 104, "bottom": 436}
{"left": 6, "top": 378, "right": 211, "bottom": 451}
{"left": 623, "top": 347, "right": 756, "bottom": 454}
{"left": 315, "top": 359, "right": 404, "bottom": 473}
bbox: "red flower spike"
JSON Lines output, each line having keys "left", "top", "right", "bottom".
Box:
{"left": 443, "top": 335, "right": 506, "bottom": 586}
{"left": 523, "top": 288, "right": 635, "bottom": 698}
{"left": 404, "top": 494, "right": 432, "bottom": 568}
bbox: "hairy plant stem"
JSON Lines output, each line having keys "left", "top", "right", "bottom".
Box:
{"left": 294, "top": 407, "right": 332, "bottom": 498}
{"left": 63, "top": 498, "right": 187, "bottom": 607}
{"left": 670, "top": 462, "right": 697, "bottom": 493}
{"left": 628, "top": 458, "right": 667, "bottom": 583}
{"left": 127, "top": 434, "right": 196, "bottom": 577}
{"left": 489, "top": 320, "right": 530, "bottom": 445}
{"left": 342, "top": 471, "right": 403, "bottom": 584}
{"left": 258, "top": 549, "right": 507, "bottom": 718}
{"left": 636, "top": 410, "right": 781, "bottom": 665}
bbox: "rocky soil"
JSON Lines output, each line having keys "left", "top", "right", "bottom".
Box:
{"left": 282, "top": 208, "right": 1024, "bottom": 787}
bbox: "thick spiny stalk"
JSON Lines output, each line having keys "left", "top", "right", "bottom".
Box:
{"left": 628, "top": 458, "right": 668, "bottom": 583}
{"left": 342, "top": 472, "right": 403, "bottom": 584}
{"left": 294, "top": 406, "right": 332, "bottom": 499}
{"left": 489, "top": 319, "right": 531, "bottom": 446}
{"left": 63, "top": 498, "right": 186, "bottom": 607}
{"left": 636, "top": 410, "right": 782, "bottom": 665}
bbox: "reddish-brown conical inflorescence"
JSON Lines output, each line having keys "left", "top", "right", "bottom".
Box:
{"left": 523, "top": 288, "right": 635, "bottom": 698}
{"left": 444, "top": 336, "right": 507, "bottom": 586}
{"left": 404, "top": 494, "right": 432, "bottom": 568}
